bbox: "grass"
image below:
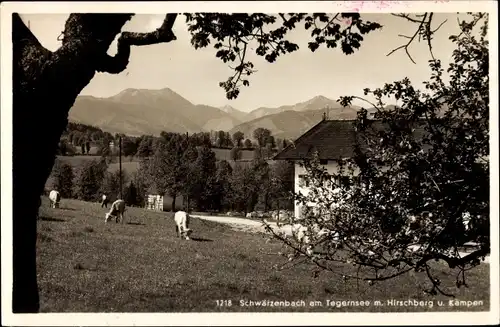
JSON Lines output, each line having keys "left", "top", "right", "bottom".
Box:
{"left": 37, "top": 197, "right": 490, "bottom": 312}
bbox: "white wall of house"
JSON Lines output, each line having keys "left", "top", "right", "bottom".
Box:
{"left": 293, "top": 160, "right": 361, "bottom": 219}
{"left": 294, "top": 161, "right": 335, "bottom": 219}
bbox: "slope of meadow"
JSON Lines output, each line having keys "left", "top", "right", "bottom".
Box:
{"left": 36, "top": 197, "right": 490, "bottom": 312}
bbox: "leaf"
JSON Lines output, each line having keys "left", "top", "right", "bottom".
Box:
{"left": 308, "top": 42, "right": 320, "bottom": 52}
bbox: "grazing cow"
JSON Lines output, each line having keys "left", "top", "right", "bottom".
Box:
{"left": 105, "top": 199, "right": 126, "bottom": 223}
{"left": 49, "top": 190, "right": 61, "bottom": 208}
{"left": 101, "top": 194, "right": 109, "bottom": 208}
{"left": 174, "top": 211, "right": 192, "bottom": 240}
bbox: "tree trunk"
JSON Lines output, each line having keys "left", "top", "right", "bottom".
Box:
{"left": 11, "top": 13, "right": 145, "bottom": 313}
{"left": 12, "top": 12, "right": 178, "bottom": 312}
{"left": 264, "top": 192, "right": 269, "bottom": 212}
{"left": 171, "top": 194, "right": 176, "bottom": 212}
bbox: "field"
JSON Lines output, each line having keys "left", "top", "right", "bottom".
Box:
{"left": 36, "top": 197, "right": 490, "bottom": 312}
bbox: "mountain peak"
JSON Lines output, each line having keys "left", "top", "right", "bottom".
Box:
{"left": 219, "top": 105, "right": 249, "bottom": 122}
{"left": 220, "top": 104, "right": 237, "bottom": 112}
{"left": 305, "top": 95, "right": 334, "bottom": 105}
{"left": 311, "top": 95, "right": 330, "bottom": 101}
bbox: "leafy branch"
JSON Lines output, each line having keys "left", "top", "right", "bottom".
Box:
{"left": 268, "top": 13, "right": 490, "bottom": 297}
{"left": 185, "top": 13, "right": 382, "bottom": 100}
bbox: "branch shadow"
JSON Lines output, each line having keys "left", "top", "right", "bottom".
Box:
{"left": 39, "top": 216, "right": 65, "bottom": 222}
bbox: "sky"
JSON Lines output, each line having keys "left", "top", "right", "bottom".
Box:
{"left": 21, "top": 12, "right": 465, "bottom": 112}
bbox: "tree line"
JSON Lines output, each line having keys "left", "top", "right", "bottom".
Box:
{"left": 50, "top": 132, "right": 295, "bottom": 214}
{"left": 57, "top": 122, "right": 294, "bottom": 161}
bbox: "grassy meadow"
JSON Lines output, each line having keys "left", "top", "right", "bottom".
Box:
{"left": 36, "top": 197, "right": 490, "bottom": 312}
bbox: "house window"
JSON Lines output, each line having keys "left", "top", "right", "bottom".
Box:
{"left": 298, "top": 174, "right": 310, "bottom": 187}
{"left": 319, "top": 159, "right": 328, "bottom": 165}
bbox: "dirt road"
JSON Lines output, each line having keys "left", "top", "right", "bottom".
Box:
{"left": 191, "top": 214, "right": 489, "bottom": 263}
{"left": 190, "top": 214, "right": 293, "bottom": 235}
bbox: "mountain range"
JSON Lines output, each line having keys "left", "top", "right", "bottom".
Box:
{"left": 68, "top": 87, "right": 367, "bottom": 141}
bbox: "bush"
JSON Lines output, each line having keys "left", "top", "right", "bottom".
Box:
{"left": 51, "top": 159, "right": 74, "bottom": 198}
{"left": 74, "top": 158, "right": 108, "bottom": 201}
{"left": 100, "top": 170, "right": 128, "bottom": 202}
{"left": 124, "top": 180, "right": 142, "bottom": 207}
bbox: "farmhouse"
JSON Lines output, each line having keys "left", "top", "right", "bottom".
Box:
{"left": 273, "top": 117, "right": 430, "bottom": 219}
{"left": 273, "top": 119, "right": 364, "bottom": 219}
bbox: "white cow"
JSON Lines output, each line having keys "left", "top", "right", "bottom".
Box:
{"left": 105, "top": 199, "right": 126, "bottom": 223}
{"left": 174, "top": 211, "right": 192, "bottom": 240}
{"left": 49, "top": 190, "right": 61, "bottom": 208}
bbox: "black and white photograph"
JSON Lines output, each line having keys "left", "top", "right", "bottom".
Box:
{"left": 1, "top": 1, "right": 498, "bottom": 326}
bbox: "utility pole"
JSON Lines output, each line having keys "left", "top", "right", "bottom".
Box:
{"left": 119, "top": 135, "right": 123, "bottom": 200}
{"left": 186, "top": 131, "right": 190, "bottom": 213}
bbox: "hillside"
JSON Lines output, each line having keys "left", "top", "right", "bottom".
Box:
{"left": 219, "top": 105, "right": 250, "bottom": 122}
{"left": 70, "top": 96, "right": 200, "bottom": 136}
{"left": 230, "top": 104, "right": 371, "bottom": 141}
{"left": 70, "top": 88, "right": 374, "bottom": 140}
{"left": 246, "top": 95, "right": 352, "bottom": 121}
{"left": 69, "top": 89, "right": 242, "bottom": 137}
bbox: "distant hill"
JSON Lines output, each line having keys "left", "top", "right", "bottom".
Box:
{"left": 219, "top": 105, "right": 250, "bottom": 122}
{"left": 246, "top": 95, "right": 346, "bottom": 121}
{"left": 69, "top": 88, "right": 242, "bottom": 137}
{"left": 70, "top": 88, "right": 375, "bottom": 140}
{"left": 230, "top": 103, "right": 370, "bottom": 141}
{"left": 70, "top": 95, "right": 200, "bottom": 136}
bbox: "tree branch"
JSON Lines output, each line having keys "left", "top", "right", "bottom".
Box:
{"left": 416, "top": 246, "right": 490, "bottom": 270}
{"left": 96, "top": 13, "right": 178, "bottom": 74}
{"left": 388, "top": 13, "right": 443, "bottom": 64}
{"left": 424, "top": 264, "right": 455, "bottom": 297}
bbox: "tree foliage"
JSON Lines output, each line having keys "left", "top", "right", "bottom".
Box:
{"left": 189, "top": 146, "right": 218, "bottom": 211}
{"left": 136, "top": 135, "right": 154, "bottom": 157}
{"left": 124, "top": 180, "right": 141, "bottom": 207}
{"left": 230, "top": 163, "right": 261, "bottom": 213}
{"left": 185, "top": 13, "right": 382, "bottom": 99}
{"left": 232, "top": 131, "right": 245, "bottom": 147}
{"left": 51, "top": 159, "right": 74, "bottom": 198}
{"left": 74, "top": 159, "right": 108, "bottom": 201}
{"left": 253, "top": 127, "right": 272, "bottom": 148}
{"left": 100, "top": 169, "right": 128, "bottom": 201}
{"left": 266, "top": 13, "right": 490, "bottom": 296}
{"left": 214, "top": 160, "right": 234, "bottom": 211}
{"left": 243, "top": 139, "right": 253, "bottom": 149}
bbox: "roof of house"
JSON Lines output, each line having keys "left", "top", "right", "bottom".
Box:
{"left": 273, "top": 119, "right": 428, "bottom": 161}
